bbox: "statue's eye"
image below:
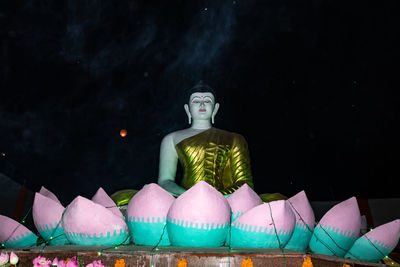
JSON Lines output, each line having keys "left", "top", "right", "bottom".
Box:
{"left": 192, "top": 100, "right": 200, "bottom": 104}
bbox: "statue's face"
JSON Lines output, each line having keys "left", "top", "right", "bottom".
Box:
{"left": 188, "top": 92, "right": 215, "bottom": 120}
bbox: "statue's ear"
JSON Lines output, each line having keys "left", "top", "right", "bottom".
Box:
{"left": 184, "top": 104, "right": 191, "bottom": 124}
{"left": 212, "top": 103, "right": 220, "bottom": 124}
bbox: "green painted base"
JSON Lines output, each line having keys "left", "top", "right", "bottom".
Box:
{"left": 230, "top": 224, "right": 293, "bottom": 248}
{"left": 225, "top": 212, "right": 243, "bottom": 246}
{"left": 167, "top": 220, "right": 228, "bottom": 247}
{"left": 231, "top": 211, "right": 243, "bottom": 223}
{"left": 38, "top": 223, "right": 69, "bottom": 245}
{"left": 284, "top": 222, "right": 313, "bottom": 251}
{"left": 127, "top": 217, "right": 170, "bottom": 246}
{"left": 65, "top": 229, "right": 130, "bottom": 246}
{"left": 345, "top": 236, "right": 392, "bottom": 263}
{"left": 4, "top": 232, "right": 38, "bottom": 248}
{"left": 309, "top": 225, "right": 357, "bottom": 257}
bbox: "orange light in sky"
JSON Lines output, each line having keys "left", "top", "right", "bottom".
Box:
{"left": 120, "top": 129, "right": 127, "bottom": 137}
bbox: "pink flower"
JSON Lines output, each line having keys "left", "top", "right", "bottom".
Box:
{"left": 66, "top": 256, "right": 79, "bottom": 267}
{"left": 56, "top": 259, "right": 66, "bottom": 267}
{"left": 51, "top": 257, "right": 67, "bottom": 266}
{"left": 10, "top": 251, "right": 19, "bottom": 265}
{"left": 33, "top": 255, "right": 52, "bottom": 267}
{"left": 51, "top": 257, "right": 59, "bottom": 266}
{"left": 85, "top": 260, "right": 105, "bottom": 267}
{"left": 0, "top": 252, "right": 9, "bottom": 265}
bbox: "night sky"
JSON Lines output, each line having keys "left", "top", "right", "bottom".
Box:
{"left": 1, "top": 0, "right": 399, "bottom": 205}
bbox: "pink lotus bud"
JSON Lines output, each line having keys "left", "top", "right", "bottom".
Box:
{"left": 51, "top": 257, "right": 59, "bottom": 266}
{"left": 66, "top": 256, "right": 79, "bottom": 267}
{"left": 10, "top": 251, "right": 19, "bottom": 265}
{"left": 85, "top": 260, "right": 105, "bottom": 267}
{"left": 0, "top": 252, "right": 9, "bottom": 265}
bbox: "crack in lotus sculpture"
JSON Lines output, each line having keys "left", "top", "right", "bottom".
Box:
{"left": 309, "top": 197, "right": 361, "bottom": 257}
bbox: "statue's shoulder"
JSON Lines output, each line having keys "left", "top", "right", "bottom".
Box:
{"left": 162, "top": 128, "right": 193, "bottom": 146}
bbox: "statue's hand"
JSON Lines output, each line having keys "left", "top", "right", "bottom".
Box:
{"left": 158, "top": 180, "right": 186, "bottom": 197}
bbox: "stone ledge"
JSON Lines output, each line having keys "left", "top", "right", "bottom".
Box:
{"left": 2, "top": 245, "right": 386, "bottom": 267}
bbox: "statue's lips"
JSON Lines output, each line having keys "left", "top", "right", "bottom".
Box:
{"left": 199, "top": 109, "right": 207, "bottom": 112}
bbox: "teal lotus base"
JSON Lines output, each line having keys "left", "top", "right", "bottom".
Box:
{"left": 225, "top": 211, "right": 244, "bottom": 246}
{"left": 65, "top": 229, "right": 130, "bottom": 246}
{"left": 127, "top": 217, "right": 170, "bottom": 246}
{"left": 230, "top": 223, "right": 293, "bottom": 248}
{"left": 4, "top": 232, "right": 38, "bottom": 248}
{"left": 231, "top": 211, "right": 243, "bottom": 223}
{"left": 38, "top": 223, "right": 69, "bottom": 245}
{"left": 167, "top": 220, "right": 229, "bottom": 247}
{"left": 345, "top": 236, "right": 392, "bottom": 263}
{"left": 309, "top": 225, "right": 357, "bottom": 257}
{"left": 284, "top": 222, "right": 313, "bottom": 251}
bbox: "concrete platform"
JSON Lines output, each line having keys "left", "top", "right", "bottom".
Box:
{"left": 2, "top": 245, "right": 389, "bottom": 267}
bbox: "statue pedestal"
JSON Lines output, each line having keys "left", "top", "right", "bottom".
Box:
{"left": 4, "top": 245, "right": 386, "bottom": 267}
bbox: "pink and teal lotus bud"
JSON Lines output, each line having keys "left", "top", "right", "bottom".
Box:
{"left": 309, "top": 196, "right": 361, "bottom": 257}
{"left": 92, "top": 187, "right": 123, "bottom": 218}
{"left": 225, "top": 183, "right": 263, "bottom": 246}
{"left": 284, "top": 190, "right": 315, "bottom": 251}
{"left": 227, "top": 183, "right": 263, "bottom": 222}
{"left": 0, "top": 252, "right": 9, "bottom": 265}
{"left": 39, "top": 186, "right": 61, "bottom": 205}
{"left": 345, "top": 219, "right": 400, "bottom": 262}
{"left": 167, "top": 181, "right": 231, "bottom": 247}
{"left": 33, "top": 193, "right": 69, "bottom": 245}
{"left": 9, "top": 251, "right": 19, "bottom": 265}
{"left": 230, "top": 200, "right": 296, "bottom": 248}
{"left": 127, "top": 183, "right": 175, "bottom": 246}
{"left": 0, "top": 215, "right": 38, "bottom": 248}
{"left": 62, "top": 196, "right": 129, "bottom": 246}
{"left": 33, "top": 255, "right": 51, "bottom": 267}
{"left": 360, "top": 215, "right": 368, "bottom": 236}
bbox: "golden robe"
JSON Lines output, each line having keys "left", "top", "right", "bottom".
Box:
{"left": 175, "top": 127, "right": 254, "bottom": 195}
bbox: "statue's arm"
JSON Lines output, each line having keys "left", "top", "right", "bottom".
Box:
{"left": 157, "top": 133, "right": 186, "bottom": 197}
{"left": 220, "top": 134, "right": 254, "bottom": 195}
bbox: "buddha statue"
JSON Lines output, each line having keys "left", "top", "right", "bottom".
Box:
{"left": 157, "top": 81, "right": 254, "bottom": 197}
{"left": 111, "top": 81, "right": 286, "bottom": 206}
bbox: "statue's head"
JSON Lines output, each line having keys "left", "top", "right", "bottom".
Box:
{"left": 184, "top": 81, "right": 220, "bottom": 125}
